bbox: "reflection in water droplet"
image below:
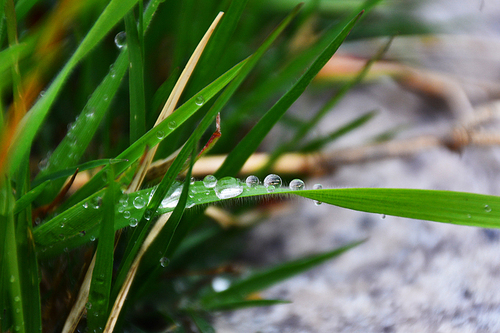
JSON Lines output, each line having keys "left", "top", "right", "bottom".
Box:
{"left": 264, "top": 174, "right": 282, "bottom": 189}
{"left": 313, "top": 184, "right": 323, "bottom": 206}
{"left": 289, "top": 179, "right": 305, "bottom": 190}
{"left": 114, "top": 31, "right": 126, "bottom": 49}
{"left": 160, "top": 257, "right": 170, "bottom": 267}
{"left": 203, "top": 175, "right": 217, "bottom": 188}
{"left": 245, "top": 175, "right": 259, "bottom": 188}
{"left": 214, "top": 177, "right": 243, "bottom": 199}
{"left": 133, "top": 196, "right": 146, "bottom": 209}
{"left": 195, "top": 95, "right": 205, "bottom": 106}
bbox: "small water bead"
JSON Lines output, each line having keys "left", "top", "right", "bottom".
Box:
{"left": 212, "top": 276, "right": 231, "bottom": 292}
{"left": 144, "top": 210, "right": 153, "bottom": 220}
{"left": 10, "top": 275, "right": 15, "bottom": 283}
{"left": 123, "top": 211, "right": 131, "bottom": 219}
{"left": 160, "top": 257, "right": 170, "bottom": 267}
{"left": 190, "top": 177, "right": 196, "bottom": 185}
{"left": 156, "top": 130, "right": 166, "bottom": 139}
{"left": 129, "top": 218, "right": 138, "bottom": 227}
{"left": 82, "top": 202, "right": 88, "bottom": 209}
{"left": 313, "top": 184, "right": 323, "bottom": 206}
{"left": 14, "top": 296, "right": 20, "bottom": 302}
{"left": 114, "top": 31, "right": 127, "bottom": 49}
{"left": 86, "top": 302, "right": 92, "bottom": 310}
{"left": 103, "top": 94, "right": 109, "bottom": 101}
{"left": 264, "top": 174, "right": 282, "bottom": 189}
{"left": 485, "top": 205, "right": 492, "bottom": 212}
{"left": 118, "top": 206, "right": 125, "bottom": 213}
{"left": 168, "top": 120, "right": 176, "bottom": 129}
{"left": 195, "top": 95, "right": 205, "bottom": 106}
{"left": 289, "top": 179, "right": 305, "bottom": 191}
{"left": 133, "top": 196, "right": 147, "bottom": 209}
{"left": 119, "top": 193, "right": 129, "bottom": 206}
{"left": 203, "top": 175, "right": 217, "bottom": 188}
{"left": 245, "top": 175, "right": 259, "bottom": 188}
{"left": 90, "top": 235, "right": 96, "bottom": 242}
{"left": 214, "top": 177, "right": 243, "bottom": 199}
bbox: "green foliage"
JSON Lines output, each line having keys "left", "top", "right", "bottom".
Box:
{"left": 0, "top": 0, "right": 492, "bottom": 332}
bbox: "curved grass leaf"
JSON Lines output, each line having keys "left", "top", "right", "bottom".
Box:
{"left": 201, "top": 240, "right": 364, "bottom": 308}
{"left": 215, "top": 10, "right": 364, "bottom": 178}
{"left": 13, "top": 180, "right": 50, "bottom": 214}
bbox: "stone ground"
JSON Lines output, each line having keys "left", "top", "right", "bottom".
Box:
{"left": 214, "top": 1, "right": 500, "bottom": 332}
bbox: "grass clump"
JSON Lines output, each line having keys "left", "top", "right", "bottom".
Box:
{"left": 0, "top": 0, "right": 499, "bottom": 332}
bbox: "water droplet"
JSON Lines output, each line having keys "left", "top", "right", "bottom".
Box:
{"left": 118, "top": 206, "right": 125, "bottom": 213}
{"left": 129, "top": 218, "right": 138, "bottom": 227}
{"left": 203, "top": 175, "right": 217, "bottom": 188}
{"left": 14, "top": 296, "right": 20, "bottom": 302}
{"left": 103, "top": 94, "right": 109, "bottom": 101}
{"left": 144, "top": 210, "right": 153, "bottom": 220}
{"left": 114, "top": 31, "right": 126, "bottom": 49}
{"left": 264, "top": 174, "right": 282, "bottom": 189}
{"left": 10, "top": 275, "right": 15, "bottom": 283}
{"left": 485, "top": 205, "right": 492, "bottom": 212}
{"left": 160, "top": 257, "right": 170, "bottom": 267}
{"left": 86, "top": 109, "right": 95, "bottom": 118}
{"left": 212, "top": 276, "right": 231, "bottom": 292}
{"left": 119, "top": 193, "right": 129, "bottom": 207}
{"left": 195, "top": 95, "right": 205, "bottom": 106}
{"left": 168, "top": 120, "right": 176, "bottom": 129}
{"left": 245, "top": 175, "right": 259, "bottom": 188}
{"left": 313, "top": 184, "right": 323, "bottom": 206}
{"left": 91, "top": 196, "right": 101, "bottom": 209}
{"left": 156, "top": 130, "right": 165, "bottom": 139}
{"left": 82, "top": 202, "right": 88, "bottom": 209}
{"left": 38, "top": 157, "right": 49, "bottom": 171}
{"left": 133, "top": 196, "right": 146, "bottom": 209}
{"left": 190, "top": 177, "right": 195, "bottom": 185}
{"left": 123, "top": 211, "right": 131, "bottom": 219}
{"left": 214, "top": 177, "right": 243, "bottom": 199}
{"left": 86, "top": 302, "right": 92, "bottom": 310}
{"left": 39, "top": 90, "right": 45, "bottom": 97}
{"left": 90, "top": 235, "right": 96, "bottom": 242}
{"left": 289, "top": 179, "right": 305, "bottom": 190}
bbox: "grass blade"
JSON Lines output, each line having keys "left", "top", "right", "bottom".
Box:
{"left": 215, "top": 10, "right": 363, "bottom": 178}
{"left": 202, "top": 240, "right": 364, "bottom": 307}
{"left": 13, "top": 180, "right": 50, "bottom": 214}
{"left": 87, "top": 168, "right": 116, "bottom": 332}
{"left": 186, "top": 310, "right": 215, "bottom": 333}
{"left": 204, "top": 299, "right": 291, "bottom": 311}
{"left": 125, "top": 10, "right": 146, "bottom": 144}
{"left": 298, "top": 110, "right": 377, "bottom": 152}
{"left": 295, "top": 188, "right": 500, "bottom": 228}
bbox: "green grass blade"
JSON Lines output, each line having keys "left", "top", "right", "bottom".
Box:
{"left": 87, "top": 168, "right": 116, "bottom": 332}
{"left": 8, "top": 0, "right": 141, "bottom": 175}
{"left": 204, "top": 299, "right": 291, "bottom": 311}
{"left": 215, "top": 10, "right": 363, "bottom": 178}
{"left": 13, "top": 180, "right": 50, "bottom": 214}
{"left": 186, "top": 310, "right": 215, "bottom": 333}
{"left": 202, "top": 240, "right": 364, "bottom": 307}
{"left": 295, "top": 188, "right": 500, "bottom": 228}
{"left": 298, "top": 110, "right": 377, "bottom": 152}
{"left": 1, "top": 181, "right": 27, "bottom": 333}
{"left": 125, "top": 10, "right": 146, "bottom": 144}
{"left": 63, "top": 59, "right": 246, "bottom": 208}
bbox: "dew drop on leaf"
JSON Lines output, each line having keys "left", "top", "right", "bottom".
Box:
{"left": 203, "top": 175, "right": 217, "bottom": 188}
{"left": 485, "top": 205, "right": 492, "bottom": 212}
{"left": 214, "top": 177, "right": 243, "bottom": 199}
{"left": 133, "top": 196, "right": 146, "bottom": 209}
{"left": 264, "top": 174, "right": 282, "bottom": 189}
{"left": 289, "top": 179, "right": 305, "bottom": 190}
{"left": 129, "top": 218, "right": 138, "bottom": 227}
{"left": 195, "top": 95, "right": 205, "bottom": 106}
{"left": 313, "top": 184, "right": 323, "bottom": 206}
{"left": 156, "top": 130, "right": 166, "bottom": 139}
{"left": 168, "top": 120, "right": 176, "bottom": 129}
{"left": 114, "top": 31, "right": 126, "bottom": 49}
{"left": 245, "top": 175, "right": 259, "bottom": 188}
{"left": 123, "top": 211, "right": 131, "bottom": 219}
{"left": 160, "top": 257, "right": 170, "bottom": 267}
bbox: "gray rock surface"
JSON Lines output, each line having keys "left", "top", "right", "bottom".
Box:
{"left": 214, "top": 1, "right": 500, "bottom": 332}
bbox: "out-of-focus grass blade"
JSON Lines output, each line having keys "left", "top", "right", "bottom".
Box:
{"left": 13, "top": 180, "right": 50, "bottom": 214}
{"left": 299, "top": 110, "right": 377, "bottom": 152}
{"left": 0, "top": 43, "right": 29, "bottom": 77}
{"left": 188, "top": 0, "right": 249, "bottom": 93}
{"left": 125, "top": 10, "right": 146, "bottom": 144}
{"left": 8, "top": 0, "right": 141, "bottom": 176}
{"left": 87, "top": 168, "right": 115, "bottom": 332}
{"left": 204, "top": 299, "right": 291, "bottom": 311}
{"left": 1, "top": 180, "right": 27, "bottom": 333}
{"left": 186, "top": 310, "right": 215, "bottom": 333}
{"left": 202, "top": 240, "right": 364, "bottom": 307}
{"left": 296, "top": 188, "right": 500, "bottom": 228}
{"left": 262, "top": 38, "right": 392, "bottom": 170}
{"left": 215, "top": 10, "right": 363, "bottom": 178}
{"left": 33, "top": 159, "right": 127, "bottom": 187}
{"left": 63, "top": 59, "right": 247, "bottom": 208}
